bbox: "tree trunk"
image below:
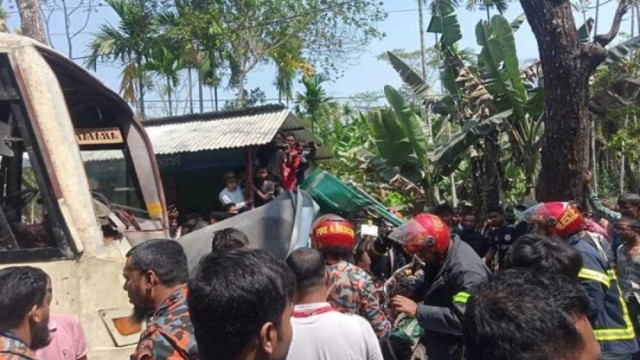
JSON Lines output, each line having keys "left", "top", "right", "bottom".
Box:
{"left": 188, "top": 68, "right": 194, "bottom": 114}
{"left": 198, "top": 71, "right": 204, "bottom": 113}
{"left": 17, "top": 0, "right": 49, "bottom": 45}
{"left": 136, "top": 58, "right": 145, "bottom": 118}
{"left": 417, "top": 0, "right": 428, "bottom": 80}
{"left": 236, "top": 71, "right": 246, "bottom": 108}
{"left": 520, "top": 0, "right": 616, "bottom": 201}
{"left": 484, "top": 133, "right": 502, "bottom": 208}
{"left": 485, "top": 6, "right": 491, "bottom": 22}
{"left": 167, "top": 76, "right": 173, "bottom": 117}
{"left": 214, "top": 84, "right": 219, "bottom": 111}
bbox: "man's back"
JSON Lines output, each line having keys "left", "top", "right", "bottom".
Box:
{"left": 326, "top": 261, "right": 391, "bottom": 339}
{"left": 287, "top": 303, "right": 382, "bottom": 360}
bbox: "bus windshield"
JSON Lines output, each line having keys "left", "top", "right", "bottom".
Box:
{"left": 81, "top": 150, "right": 149, "bottom": 219}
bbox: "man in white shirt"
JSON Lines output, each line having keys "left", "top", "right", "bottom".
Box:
{"left": 218, "top": 171, "right": 249, "bottom": 211}
{"left": 285, "top": 248, "right": 383, "bottom": 360}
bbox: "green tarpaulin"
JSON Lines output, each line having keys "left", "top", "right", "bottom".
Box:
{"left": 301, "top": 169, "right": 403, "bottom": 227}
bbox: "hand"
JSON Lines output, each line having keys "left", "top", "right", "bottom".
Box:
{"left": 392, "top": 295, "right": 418, "bottom": 318}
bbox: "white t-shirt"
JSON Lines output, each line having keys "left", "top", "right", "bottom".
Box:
{"left": 218, "top": 187, "right": 246, "bottom": 208}
{"left": 287, "top": 302, "right": 383, "bottom": 360}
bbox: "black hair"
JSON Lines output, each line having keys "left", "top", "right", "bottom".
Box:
{"left": 433, "top": 203, "right": 454, "bottom": 216}
{"left": 617, "top": 217, "right": 640, "bottom": 232}
{"left": 0, "top": 266, "right": 48, "bottom": 330}
{"left": 286, "top": 248, "right": 325, "bottom": 292}
{"left": 487, "top": 205, "right": 504, "bottom": 215}
{"left": 209, "top": 211, "right": 232, "bottom": 222}
{"left": 211, "top": 228, "right": 249, "bottom": 253}
{"left": 619, "top": 193, "right": 640, "bottom": 206}
{"left": 465, "top": 269, "right": 591, "bottom": 360}
{"left": 285, "top": 133, "right": 296, "bottom": 139}
{"left": 188, "top": 248, "right": 295, "bottom": 360}
{"left": 126, "top": 239, "right": 188, "bottom": 286}
{"left": 222, "top": 203, "right": 237, "bottom": 212}
{"left": 503, "top": 234, "right": 583, "bottom": 279}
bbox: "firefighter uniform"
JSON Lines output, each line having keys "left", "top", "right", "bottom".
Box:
{"left": 0, "top": 332, "right": 35, "bottom": 360}
{"left": 415, "top": 237, "right": 491, "bottom": 360}
{"left": 131, "top": 285, "right": 198, "bottom": 360}
{"left": 569, "top": 234, "right": 639, "bottom": 357}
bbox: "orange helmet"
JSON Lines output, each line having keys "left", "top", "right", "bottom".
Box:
{"left": 520, "top": 202, "right": 584, "bottom": 238}
{"left": 311, "top": 214, "right": 355, "bottom": 252}
{"left": 389, "top": 213, "right": 451, "bottom": 256}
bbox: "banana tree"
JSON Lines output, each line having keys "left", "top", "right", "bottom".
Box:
{"left": 473, "top": 15, "right": 545, "bottom": 196}
{"left": 355, "top": 85, "right": 510, "bottom": 208}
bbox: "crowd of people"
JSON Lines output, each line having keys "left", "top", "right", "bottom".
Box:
{"left": 170, "top": 132, "right": 317, "bottom": 238}
{"left": 5, "top": 175, "right": 640, "bottom": 359}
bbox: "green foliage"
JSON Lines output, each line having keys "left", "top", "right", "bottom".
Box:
{"left": 606, "top": 36, "right": 640, "bottom": 64}
{"left": 605, "top": 114, "right": 640, "bottom": 163}
{"left": 385, "top": 51, "right": 435, "bottom": 102}
{"left": 434, "top": 110, "right": 512, "bottom": 176}
{"left": 427, "top": 0, "right": 462, "bottom": 48}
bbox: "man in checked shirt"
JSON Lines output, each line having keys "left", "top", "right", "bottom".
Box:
{"left": 123, "top": 240, "right": 198, "bottom": 360}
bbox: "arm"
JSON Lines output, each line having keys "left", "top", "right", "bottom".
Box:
{"left": 359, "top": 274, "right": 392, "bottom": 340}
{"left": 362, "top": 319, "right": 384, "bottom": 360}
{"left": 483, "top": 247, "right": 496, "bottom": 265}
{"left": 578, "top": 254, "right": 608, "bottom": 320}
{"left": 587, "top": 186, "right": 621, "bottom": 222}
{"left": 414, "top": 270, "right": 487, "bottom": 336}
{"left": 219, "top": 191, "right": 232, "bottom": 205}
{"left": 252, "top": 183, "right": 269, "bottom": 201}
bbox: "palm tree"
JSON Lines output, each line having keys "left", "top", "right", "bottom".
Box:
{"left": 466, "top": 0, "right": 509, "bottom": 21}
{"left": 86, "top": 0, "right": 156, "bottom": 118}
{"left": 295, "top": 74, "right": 332, "bottom": 135}
{"left": 145, "top": 44, "right": 182, "bottom": 116}
{"left": 271, "top": 39, "right": 313, "bottom": 105}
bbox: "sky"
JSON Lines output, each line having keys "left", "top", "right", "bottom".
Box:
{"left": 2, "top": 0, "right": 624, "bottom": 116}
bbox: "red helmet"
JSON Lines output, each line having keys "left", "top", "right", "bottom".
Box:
{"left": 520, "top": 202, "right": 584, "bottom": 238}
{"left": 389, "top": 213, "right": 451, "bottom": 256}
{"left": 311, "top": 214, "right": 355, "bottom": 252}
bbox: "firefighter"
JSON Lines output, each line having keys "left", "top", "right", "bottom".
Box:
{"left": 311, "top": 214, "right": 391, "bottom": 340}
{"left": 523, "top": 202, "right": 639, "bottom": 360}
{"left": 390, "top": 213, "right": 491, "bottom": 360}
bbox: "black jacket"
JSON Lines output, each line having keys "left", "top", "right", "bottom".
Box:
{"left": 416, "top": 237, "right": 491, "bottom": 360}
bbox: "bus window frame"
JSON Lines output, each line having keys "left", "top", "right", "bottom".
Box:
{"left": 0, "top": 52, "right": 77, "bottom": 264}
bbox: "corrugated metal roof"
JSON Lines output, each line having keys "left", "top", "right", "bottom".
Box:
{"left": 81, "top": 106, "right": 332, "bottom": 162}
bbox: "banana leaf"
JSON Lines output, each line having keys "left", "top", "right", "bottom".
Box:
{"left": 427, "top": 1, "right": 462, "bottom": 48}
{"left": 434, "top": 110, "right": 513, "bottom": 176}
{"left": 577, "top": 18, "right": 594, "bottom": 43}
{"left": 510, "top": 14, "right": 527, "bottom": 32}
{"left": 606, "top": 36, "right": 640, "bottom": 64}
{"left": 491, "top": 16, "right": 527, "bottom": 101}
{"left": 476, "top": 18, "right": 526, "bottom": 118}
{"left": 369, "top": 109, "right": 413, "bottom": 167}
{"left": 384, "top": 86, "right": 429, "bottom": 167}
{"left": 349, "top": 148, "right": 400, "bottom": 182}
{"left": 386, "top": 51, "right": 435, "bottom": 101}
{"left": 590, "top": 76, "right": 640, "bottom": 114}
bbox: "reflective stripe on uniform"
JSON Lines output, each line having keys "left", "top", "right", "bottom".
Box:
{"left": 593, "top": 272, "right": 636, "bottom": 341}
{"left": 579, "top": 268, "right": 611, "bottom": 288}
{"left": 453, "top": 291, "right": 470, "bottom": 304}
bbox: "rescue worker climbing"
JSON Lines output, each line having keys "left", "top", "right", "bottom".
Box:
{"left": 523, "top": 202, "right": 639, "bottom": 360}
{"left": 390, "top": 213, "right": 490, "bottom": 360}
{"left": 311, "top": 214, "right": 392, "bottom": 340}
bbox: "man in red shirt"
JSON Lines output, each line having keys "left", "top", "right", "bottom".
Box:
{"left": 281, "top": 134, "right": 301, "bottom": 191}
